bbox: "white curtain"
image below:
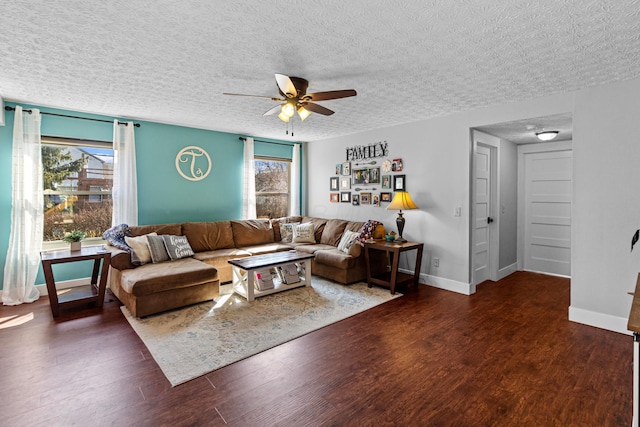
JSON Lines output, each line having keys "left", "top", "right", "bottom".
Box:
{"left": 2, "top": 106, "right": 42, "bottom": 305}
{"left": 112, "top": 120, "right": 138, "bottom": 226}
{"left": 242, "top": 137, "right": 256, "bottom": 219}
{"left": 290, "top": 143, "right": 301, "bottom": 216}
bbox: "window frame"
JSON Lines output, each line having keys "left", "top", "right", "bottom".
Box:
{"left": 254, "top": 155, "right": 292, "bottom": 219}
{"left": 41, "top": 136, "right": 113, "bottom": 249}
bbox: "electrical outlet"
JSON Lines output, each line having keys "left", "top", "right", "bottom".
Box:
{"left": 433, "top": 257, "right": 439, "bottom": 267}
{"left": 454, "top": 207, "right": 462, "bottom": 217}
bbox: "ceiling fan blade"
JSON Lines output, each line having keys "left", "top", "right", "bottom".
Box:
{"left": 275, "top": 74, "right": 297, "bottom": 97}
{"left": 263, "top": 105, "right": 282, "bottom": 116}
{"left": 302, "top": 102, "right": 335, "bottom": 116}
{"left": 223, "top": 93, "right": 283, "bottom": 101}
{"left": 306, "top": 89, "right": 357, "bottom": 101}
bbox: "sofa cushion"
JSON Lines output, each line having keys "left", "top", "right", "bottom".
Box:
{"left": 301, "top": 216, "right": 328, "bottom": 242}
{"left": 241, "top": 243, "right": 294, "bottom": 255}
{"left": 320, "top": 219, "right": 348, "bottom": 246}
{"left": 119, "top": 258, "right": 218, "bottom": 296}
{"left": 279, "top": 222, "right": 300, "bottom": 243}
{"left": 125, "top": 233, "right": 156, "bottom": 265}
{"left": 337, "top": 230, "right": 360, "bottom": 253}
{"left": 194, "top": 248, "right": 252, "bottom": 265}
{"left": 146, "top": 235, "right": 170, "bottom": 263}
{"left": 292, "top": 222, "right": 316, "bottom": 243}
{"left": 163, "top": 235, "right": 195, "bottom": 260}
{"left": 313, "top": 248, "right": 359, "bottom": 269}
{"left": 231, "top": 219, "right": 275, "bottom": 247}
{"left": 129, "top": 223, "right": 182, "bottom": 237}
{"left": 271, "top": 216, "right": 303, "bottom": 241}
{"left": 294, "top": 244, "right": 335, "bottom": 254}
{"left": 182, "top": 221, "right": 235, "bottom": 252}
{"left": 102, "top": 223, "right": 131, "bottom": 251}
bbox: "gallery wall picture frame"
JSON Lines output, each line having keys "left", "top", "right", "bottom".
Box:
{"left": 393, "top": 174, "right": 406, "bottom": 191}
{"left": 352, "top": 167, "right": 381, "bottom": 185}
{"left": 360, "top": 192, "right": 371, "bottom": 204}
{"left": 340, "top": 176, "right": 351, "bottom": 190}
{"left": 340, "top": 192, "right": 351, "bottom": 203}
{"left": 381, "top": 175, "right": 391, "bottom": 189}
{"left": 335, "top": 164, "right": 342, "bottom": 175}
{"left": 392, "top": 158, "right": 403, "bottom": 172}
{"left": 330, "top": 176, "right": 339, "bottom": 191}
{"left": 342, "top": 162, "right": 351, "bottom": 176}
{"left": 381, "top": 192, "right": 392, "bottom": 202}
{"left": 372, "top": 194, "right": 380, "bottom": 207}
{"left": 330, "top": 193, "right": 339, "bottom": 203}
{"left": 352, "top": 194, "right": 360, "bottom": 206}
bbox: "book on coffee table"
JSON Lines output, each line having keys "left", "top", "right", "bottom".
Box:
{"left": 277, "top": 264, "right": 300, "bottom": 284}
{"left": 254, "top": 269, "right": 275, "bottom": 290}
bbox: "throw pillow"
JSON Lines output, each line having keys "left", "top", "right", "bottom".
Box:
{"left": 357, "top": 220, "right": 381, "bottom": 245}
{"left": 292, "top": 222, "right": 316, "bottom": 244}
{"left": 162, "top": 235, "right": 195, "bottom": 260}
{"left": 125, "top": 233, "right": 157, "bottom": 265}
{"left": 337, "top": 230, "right": 360, "bottom": 254}
{"left": 279, "top": 222, "right": 300, "bottom": 243}
{"left": 146, "top": 234, "right": 170, "bottom": 263}
{"left": 102, "top": 223, "right": 131, "bottom": 251}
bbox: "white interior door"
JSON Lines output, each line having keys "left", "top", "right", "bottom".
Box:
{"left": 474, "top": 145, "right": 492, "bottom": 284}
{"left": 524, "top": 150, "right": 572, "bottom": 276}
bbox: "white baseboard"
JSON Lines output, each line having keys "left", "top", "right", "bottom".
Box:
{"left": 497, "top": 263, "right": 517, "bottom": 281}
{"left": 568, "top": 305, "right": 631, "bottom": 335}
{"left": 36, "top": 277, "right": 91, "bottom": 296}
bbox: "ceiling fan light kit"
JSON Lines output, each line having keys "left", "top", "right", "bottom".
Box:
{"left": 535, "top": 130, "right": 559, "bottom": 141}
{"left": 224, "top": 73, "right": 357, "bottom": 128}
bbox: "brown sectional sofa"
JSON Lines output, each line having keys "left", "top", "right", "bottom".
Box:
{"left": 107, "top": 216, "right": 386, "bottom": 317}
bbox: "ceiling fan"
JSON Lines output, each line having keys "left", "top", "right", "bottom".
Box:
{"left": 224, "top": 74, "right": 357, "bottom": 122}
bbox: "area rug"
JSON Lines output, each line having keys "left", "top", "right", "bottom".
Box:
{"left": 121, "top": 277, "right": 401, "bottom": 386}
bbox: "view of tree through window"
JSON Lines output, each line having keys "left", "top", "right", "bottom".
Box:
{"left": 42, "top": 139, "right": 113, "bottom": 241}
{"left": 255, "top": 157, "right": 290, "bottom": 219}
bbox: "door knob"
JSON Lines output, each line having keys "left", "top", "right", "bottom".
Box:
{"left": 487, "top": 217, "right": 494, "bottom": 224}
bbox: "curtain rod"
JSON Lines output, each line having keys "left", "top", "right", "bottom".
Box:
{"left": 238, "top": 137, "right": 297, "bottom": 147}
{"left": 4, "top": 106, "right": 141, "bottom": 127}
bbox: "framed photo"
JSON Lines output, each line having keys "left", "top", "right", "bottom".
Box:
{"left": 381, "top": 175, "right": 391, "bottom": 189}
{"left": 352, "top": 194, "right": 360, "bottom": 206}
{"left": 372, "top": 194, "right": 380, "bottom": 207}
{"left": 392, "top": 158, "right": 403, "bottom": 172}
{"left": 330, "top": 193, "right": 339, "bottom": 203}
{"left": 352, "top": 167, "right": 380, "bottom": 185}
{"left": 335, "top": 164, "right": 342, "bottom": 175}
{"left": 340, "top": 192, "right": 351, "bottom": 203}
{"left": 340, "top": 176, "right": 351, "bottom": 190}
{"left": 393, "top": 174, "right": 406, "bottom": 191}
{"left": 330, "top": 176, "right": 339, "bottom": 191}
{"left": 342, "top": 162, "right": 351, "bottom": 176}
{"left": 360, "top": 192, "right": 371, "bottom": 204}
{"left": 381, "top": 192, "right": 392, "bottom": 202}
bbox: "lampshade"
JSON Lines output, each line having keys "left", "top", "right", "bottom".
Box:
{"left": 535, "top": 131, "right": 559, "bottom": 141}
{"left": 386, "top": 191, "right": 419, "bottom": 211}
{"left": 281, "top": 102, "right": 295, "bottom": 118}
{"left": 297, "top": 106, "right": 311, "bottom": 121}
{"left": 277, "top": 111, "right": 290, "bottom": 122}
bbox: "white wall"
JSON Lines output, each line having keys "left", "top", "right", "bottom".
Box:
{"left": 570, "top": 77, "right": 640, "bottom": 334}
{"left": 307, "top": 76, "right": 640, "bottom": 334}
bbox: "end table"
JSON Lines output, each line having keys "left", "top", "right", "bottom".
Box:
{"left": 40, "top": 246, "right": 111, "bottom": 317}
{"left": 364, "top": 240, "right": 424, "bottom": 294}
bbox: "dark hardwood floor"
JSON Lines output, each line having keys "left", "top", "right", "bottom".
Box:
{"left": 0, "top": 272, "right": 632, "bottom": 426}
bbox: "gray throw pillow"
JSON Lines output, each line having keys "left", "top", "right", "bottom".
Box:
{"left": 162, "top": 235, "right": 195, "bottom": 260}
{"left": 147, "top": 234, "right": 170, "bottom": 263}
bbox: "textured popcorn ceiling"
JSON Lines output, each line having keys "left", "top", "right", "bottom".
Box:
{"left": 1, "top": 1, "right": 639, "bottom": 142}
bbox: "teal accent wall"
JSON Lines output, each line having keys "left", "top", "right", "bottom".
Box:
{"left": 0, "top": 102, "right": 301, "bottom": 289}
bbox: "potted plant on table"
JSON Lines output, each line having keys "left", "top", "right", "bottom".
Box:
{"left": 63, "top": 230, "right": 86, "bottom": 251}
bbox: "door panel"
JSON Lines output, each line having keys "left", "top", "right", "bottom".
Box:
{"left": 474, "top": 145, "right": 491, "bottom": 283}
{"left": 524, "top": 150, "right": 572, "bottom": 276}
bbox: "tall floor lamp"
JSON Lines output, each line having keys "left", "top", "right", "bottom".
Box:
{"left": 386, "top": 191, "right": 419, "bottom": 242}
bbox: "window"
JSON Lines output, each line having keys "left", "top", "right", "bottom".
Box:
{"left": 254, "top": 156, "right": 290, "bottom": 219}
{"left": 42, "top": 137, "right": 113, "bottom": 241}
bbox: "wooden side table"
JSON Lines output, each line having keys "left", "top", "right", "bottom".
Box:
{"left": 364, "top": 240, "right": 424, "bottom": 294}
{"left": 40, "top": 246, "right": 111, "bottom": 317}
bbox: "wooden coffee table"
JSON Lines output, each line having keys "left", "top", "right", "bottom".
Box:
{"left": 228, "top": 250, "right": 314, "bottom": 301}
